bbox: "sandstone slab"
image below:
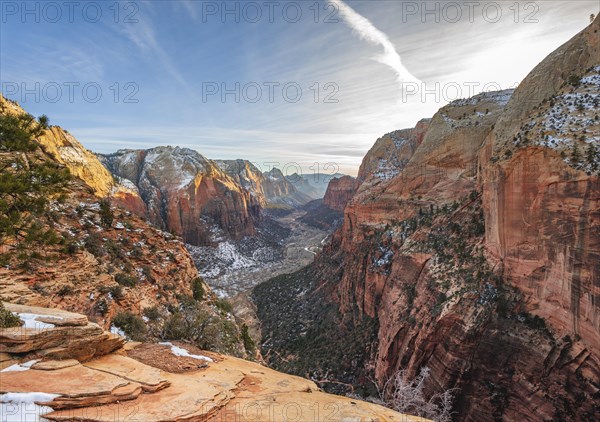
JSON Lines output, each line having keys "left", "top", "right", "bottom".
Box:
{"left": 83, "top": 354, "right": 170, "bottom": 393}
{"left": 0, "top": 363, "right": 141, "bottom": 409}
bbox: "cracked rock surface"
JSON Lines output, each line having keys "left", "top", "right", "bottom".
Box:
{"left": 0, "top": 304, "right": 427, "bottom": 422}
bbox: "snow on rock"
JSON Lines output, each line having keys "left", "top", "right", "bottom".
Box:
{"left": 16, "top": 313, "right": 62, "bottom": 330}
{"left": 57, "top": 145, "right": 88, "bottom": 164}
{"left": 109, "top": 325, "right": 126, "bottom": 338}
{"left": 511, "top": 66, "right": 600, "bottom": 173}
{"left": 449, "top": 89, "right": 514, "bottom": 107}
{"left": 1, "top": 360, "right": 39, "bottom": 373}
{"left": 116, "top": 177, "right": 138, "bottom": 191}
{"left": 205, "top": 241, "right": 256, "bottom": 272}
{"left": 0, "top": 392, "right": 60, "bottom": 422}
{"left": 159, "top": 342, "right": 214, "bottom": 362}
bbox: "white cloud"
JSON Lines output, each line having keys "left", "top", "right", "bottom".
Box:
{"left": 328, "top": 0, "right": 421, "bottom": 86}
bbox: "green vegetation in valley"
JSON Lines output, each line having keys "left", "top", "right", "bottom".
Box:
{"left": 252, "top": 266, "right": 379, "bottom": 397}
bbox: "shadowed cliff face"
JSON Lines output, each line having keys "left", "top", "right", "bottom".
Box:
{"left": 255, "top": 17, "right": 600, "bottom": 422}
{"left": 100, "top": 148, "right": 261, "bottom": 246}
{"left": 323, "top": 175, "right": 357, "bottom": 212}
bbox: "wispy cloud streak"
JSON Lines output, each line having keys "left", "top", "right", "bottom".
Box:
{"left": 329, "top": 0, "right": 421, "bottom": 85}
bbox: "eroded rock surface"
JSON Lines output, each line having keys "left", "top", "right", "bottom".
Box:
{"left": 0, "top": 305, "right": 425, "bottom": 422}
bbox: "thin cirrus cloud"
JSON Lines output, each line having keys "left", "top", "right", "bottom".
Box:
{"left": 1, "top": 1, "right": 597, "bottom": 176}
{"left": 328, "top": 0, "right": 422, "bottom": 86}
{"left": 118, "top": 13, "right": 188, "bottom": 87}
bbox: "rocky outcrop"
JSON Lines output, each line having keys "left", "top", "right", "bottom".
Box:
{"left": 357, "top": 119, "right": 431, "bottom": 187}
{"left": 0, "top": 304, "right": 425, "bottom": 422}
{"left": 491, "top": 15, "right": 600, "bottom": 156}
{"left": 256, "top": 17, "right": 600, "bottom": 422}
{"left": 216, "top": 160, "right": 314, "bottom": 208}
{"left": 100, "top": 148, "right": 261, "bottom": 245}
{"left": 0, "top": 94, "right": 148, "bottom": 215}
{"left": 0, "top": 304, "right": 123, "bottom": 365}
{"left": 323, "top": 175, "right": 357, "bottom": 212}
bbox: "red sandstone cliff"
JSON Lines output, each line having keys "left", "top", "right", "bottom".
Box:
{"left": 337, "top": 18, "right": 599, "bottom": 420}
{"left": 100, "top": 148, "right": 261, "bottom": 246}
{"left": 323, "top": 175, "right": 357, "bottom": 212}
{"left": 257, "top": 16, "right": 600, "bottom": 421}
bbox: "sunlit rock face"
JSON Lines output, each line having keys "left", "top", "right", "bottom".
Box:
{"left": 0, "top": 303, "right": 423, "bottom": 422}
{"left": 100, "top": 147, "right": 261, "bottom": 246}
{"left": 215, "top": 159, "right": 315, "bottom": 208}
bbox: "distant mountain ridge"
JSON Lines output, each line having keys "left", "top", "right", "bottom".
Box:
{"left": 97, "top": 148, "right": 349, "bottom": 245}
{"left": 214, "top": 159, "right": 314, "bottom": 208}
{"left": 98, "top": 147, "right": 261, "bottom": 246}
{"left": 287, "top": 172, "right": 346, "bottom": 198}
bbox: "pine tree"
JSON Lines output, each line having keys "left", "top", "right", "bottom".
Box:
{"left": 0, "top": 113, "right": 71, "bottom": 264}
{"left": 570, "top": 143, "right": 582, "bottom": 169}
{"left": 586, "top": 143, "right": 599, "bottom": 174}
{"left": 99, "top": 199, "right": 114, "bottom": 228}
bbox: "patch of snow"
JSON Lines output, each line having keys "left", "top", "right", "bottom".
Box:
{"left": 16, "top": 313, "right": 62, "bottom": 330}
{"left": 1, "top": 360, "right": 39, "bottom": 373}
{"left": 159, "top": 342, "right": 214, "bottom": 362}
{"left": 374, "top": 248, "right": 394, "bottom": 267}
{"left": 110, "top": 325, "right": 125, "bottom": 338}
{"left": 215, "top": 242, "right": 255, "bottom": 270}
{"left": 117, "top": 177, "right": 138, "bottom": 191}
{"left": 449, "top": 89, "right": 514, "bottom": 107}
{"left": 304, "top": 247, "right": 317, "bottom": 255}
{"left": 115, "top": 222, "right": 125, "bottom": 230}
{"left": 442, "top": 114, "right": 454, "bottom": 124}
{"left": 0, "top": 392, "right": 60, "bottom": 422}
{"left": 57, "top": 145, "right": 88, "bottom": 164}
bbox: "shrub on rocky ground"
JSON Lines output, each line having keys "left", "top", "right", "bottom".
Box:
{"left": 113, "top": 311, "right": 147, "bottom": 341}
{"left": 0, "top": 302, "right": 21, "bottom": 328}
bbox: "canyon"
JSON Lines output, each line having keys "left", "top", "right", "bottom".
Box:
{"left": 0, "top": 14, "right": 598, "bottom": 422}
{"left": 0, "top": 94, "right": 416, "bottom": 421}
{"left": 254, "top": 16, "right": 600, "bottom": 422}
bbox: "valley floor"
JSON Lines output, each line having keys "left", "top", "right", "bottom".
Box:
{"left": 189, "top": 210, "right": 330, "bottom": 298}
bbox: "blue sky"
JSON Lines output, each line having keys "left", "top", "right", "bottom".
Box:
{"left": 1, "top": 1, "right": 597, "bottom": 175}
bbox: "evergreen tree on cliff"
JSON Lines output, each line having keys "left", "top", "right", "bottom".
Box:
{"left": 0, "top": 113, "right": 71, "bottom": 265}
